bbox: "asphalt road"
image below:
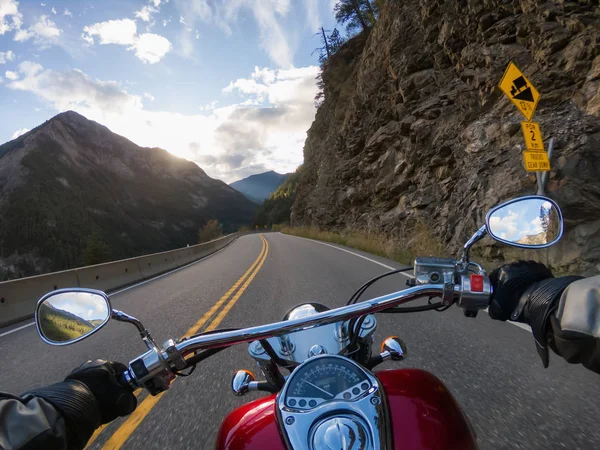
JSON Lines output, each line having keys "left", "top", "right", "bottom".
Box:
{"left": 0, "top": 233, "right": 598, "bottom": 450}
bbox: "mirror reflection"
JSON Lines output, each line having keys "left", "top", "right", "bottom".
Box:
{"left": 37, "top": 291, "right": 110, "bottom": 343}
{"left": 487, "top": 198, "right": 562, "bottom": 247}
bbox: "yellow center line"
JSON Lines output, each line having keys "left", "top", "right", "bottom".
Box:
{"left": 205, "top": 237, "right": 269, "bottom": 332}
{"left": 183, "top": 235, "right": 267, "bottom": 338}
{"left": 98, "top": 235, "right": 269, "bottom": 450}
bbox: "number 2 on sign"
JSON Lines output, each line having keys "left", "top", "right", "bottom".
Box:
{"left": 521, "top": 122, "right": 544, "bottom": 151}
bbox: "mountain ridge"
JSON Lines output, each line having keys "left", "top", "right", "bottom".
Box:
{"left": 0, "top": 111, "right": 256, "bottom": 280}
{"left": 230, "top": 170, "right": 292, "bottom": 203}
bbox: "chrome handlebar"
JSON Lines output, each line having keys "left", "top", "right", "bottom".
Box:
{"left": 175, "top": 284, "right": 446, "bottom": 355}
{"left": 127, "top": 280, "right": 491, "bottom": 394}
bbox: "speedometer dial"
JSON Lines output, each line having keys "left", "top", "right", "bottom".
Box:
{"left": 285, "top": 357, "right": 371, "bottom": 410}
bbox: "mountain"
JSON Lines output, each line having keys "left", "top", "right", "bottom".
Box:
{"left": 292, "top": 1, "right": 600, "bottom": 275}
{"left": 230, "top": 170, "right": 291, "bottom": 203}
{"left": 0, "top": 111, "right": 257, "bottom": 280}
{"left": 254, "top": 169, "right": 302, "bottom": 226}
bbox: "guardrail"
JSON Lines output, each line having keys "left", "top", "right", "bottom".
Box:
{"left": 0, "top": 233, "right": 240, "bottom": 328}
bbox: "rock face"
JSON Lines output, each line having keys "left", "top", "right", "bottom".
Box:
{"left": 0, "top": 111, "right": 256, "bottom": 279}
{"left": 293, "top": 0, "right": 600, "bottom": 275}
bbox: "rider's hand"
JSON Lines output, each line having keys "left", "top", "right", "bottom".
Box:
{"left": 66, "top": 359, "right": 137, "bottom": 424}
{"left": 488, "top": 260, "right": 553, "bottom": 321}
{"left": 489, "top": 261, "right": 583, "bottom": 368}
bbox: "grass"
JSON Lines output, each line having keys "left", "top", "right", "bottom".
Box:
{"left": 276, "top": 224, "right": 444, "bottom": 266}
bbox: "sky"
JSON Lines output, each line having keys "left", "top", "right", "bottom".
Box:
{"left": 45, "top": 291, "right": 109, "bottom": 321}
{"left": 488, "top": 200, "right": 554, "bottom": 243}
{"left": 0, "top": 0, "right": 339, "bottom": 182}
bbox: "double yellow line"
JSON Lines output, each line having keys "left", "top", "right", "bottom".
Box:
{"left": 87, "top": 235, "right": 269, "bottom": 450}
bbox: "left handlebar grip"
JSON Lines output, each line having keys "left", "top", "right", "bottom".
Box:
{"left": 119, "top": 367, "right": 138, "bottom": 390}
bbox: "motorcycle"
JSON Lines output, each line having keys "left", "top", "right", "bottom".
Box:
{"left": 34, "top": 195, "right": 563, "bottom": 450}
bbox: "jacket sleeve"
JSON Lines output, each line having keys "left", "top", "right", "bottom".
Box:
{"left": 0, "top": 380, "right": 100, "bottom": 450}
{"left": 548, "top": 275, "right": 600, "bottom": 374}
{"left": 0, "top": 394, "right": 68, "bottom": 450}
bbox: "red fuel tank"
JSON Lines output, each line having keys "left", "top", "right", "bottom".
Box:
{"left": 215, "top": 369, "right": 477, "bottom": 450}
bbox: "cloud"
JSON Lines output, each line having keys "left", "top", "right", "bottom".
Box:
{"left": 64, "top": 8, "right": 72, "bottom": 17}
{"left": 0, "top": 0, "right": 22, "bottom": 36}
{"left": 174, "top": 0, "right": 293, "bottom": 67}
{"left": 133, "top": 33, "right": 171, "bottom": 63}
{"left": 5, "top": 69, "right": 18, "bottom": 80}
{"left": 19, "top": 60, "right": 43, "bottom": 77}
{"left": 11, "top": 127, "right": 29, "bottom": 139}
{"left": 14, "top": 15, "right": 61, "bottom": 47}
{"left": 83, "top": 19, "right": 137, "bottom": 45}
{"left": 82, "top": 19, "right": 171, "bottom": 64}
{"left": 304, "top": 0, "right": 320, "bottom": 31}
{"left": 51, "top": 6, "right": 56, "bottom": 14}
{"left": 143, "top": 92, "right": 155, "bottom": 102}
{"left": 7, "top": 63, "right": 318, "bottom": 182}
{"left": 8, "top": 63, "right": 142, "bottom": 114}
{"left": 135, "top": 5, "right": 158, "bottom": 22}
{"left": 489, "top": 204, "right": 547, "bottom": 241}
{"left": 199, "top": 100, "right": 218, "bottom": 111}
{"left": 0, "top": 49, "right": 14, "bottom": 64}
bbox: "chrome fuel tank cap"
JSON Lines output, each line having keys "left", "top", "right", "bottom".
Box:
{"left": 310, "top": 415, "right": 371, "bottom": 450}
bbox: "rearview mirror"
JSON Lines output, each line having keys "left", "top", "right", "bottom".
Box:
{"left": 35, "top": 289, "right": 111, "bottom": 345}
{"left": 486, "top": 196, "right": 563, "bottom": 248}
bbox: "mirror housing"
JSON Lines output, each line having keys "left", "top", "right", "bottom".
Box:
{"left": 486, "top": 195, "right": 563, "bottom": 248}
{"left": 35, "top": 288, "right": 111, "bottom": 346}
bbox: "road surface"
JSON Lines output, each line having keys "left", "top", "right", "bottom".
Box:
{"left": 0, "top": 233, "right": 597, "bottom": 450}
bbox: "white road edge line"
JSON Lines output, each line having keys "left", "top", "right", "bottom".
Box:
{"left": 284, "top": 234, "right": 412, "bottom": 276}
{"left": 283, "top": 233, "right": 532, "bottom": 333}
{"left": 0, "top": 322, "right": 35, "bottom": 338}
{"left": 0, "top": 241, "right": 237, "bottom": 339}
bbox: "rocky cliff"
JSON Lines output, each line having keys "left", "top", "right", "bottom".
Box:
{"left": 293, "top": 0, "right": 600, "bottom": 275}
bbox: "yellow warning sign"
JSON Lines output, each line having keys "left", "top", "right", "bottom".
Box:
{"left": 499, "top": 62, "right": 540, "bottom": 121}
{"left": 521, "top": 122, "right": 544, "bottom": 151}
{"left": 523, "top": 151, "right": 550, "bottom": 172}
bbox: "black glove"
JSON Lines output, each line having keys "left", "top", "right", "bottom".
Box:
{"left": 66, "top": 359, "right": 137, "bottom": 424}
{"left": 489, "top": 260, "right": 553, "bottom": 321}
{"left": 489, "top": 261, "right": 582, "bottom": 367}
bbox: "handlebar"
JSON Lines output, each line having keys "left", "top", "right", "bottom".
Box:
{"left": 126, "top": 279, "right": 491, "bottom": 394}
{"left": 176, "top": 285, "right": 446, "bottom": 354}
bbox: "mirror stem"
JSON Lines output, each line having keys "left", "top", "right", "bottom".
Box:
{"left": 112, "top": 309, "right": 159, "bottom": 351}
{"left": 460, "top": 225, "right": 487, "bottom": 265}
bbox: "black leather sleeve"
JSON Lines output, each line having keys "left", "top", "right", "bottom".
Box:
{"left": 0, "top": 380, "right": 101, "bottom": 450}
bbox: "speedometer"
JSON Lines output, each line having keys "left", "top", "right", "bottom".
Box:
{"left": 284, "top": 356, "right": 371, "bottom": 410}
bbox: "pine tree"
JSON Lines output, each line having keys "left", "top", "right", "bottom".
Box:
{"left": 83, "top": 232, "right": 111, "bottom": 266}
{"left": 333, "top": 0, "right": 378, "bottom": 35}
{"left": 198, "top": 219, "right": 222, "bottom": 243}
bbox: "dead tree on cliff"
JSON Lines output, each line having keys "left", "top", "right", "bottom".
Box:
{"left": 313, "top": 27, "right": 332, "bottom": 64}
{"left": 313, "top": 28, "right": 346, "bottom": 105}
{"left": 334, "top": 0, "right": 378, "bottom": 34}
{"left": 312, "top": 27, "right": 345, "bottom": 65}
